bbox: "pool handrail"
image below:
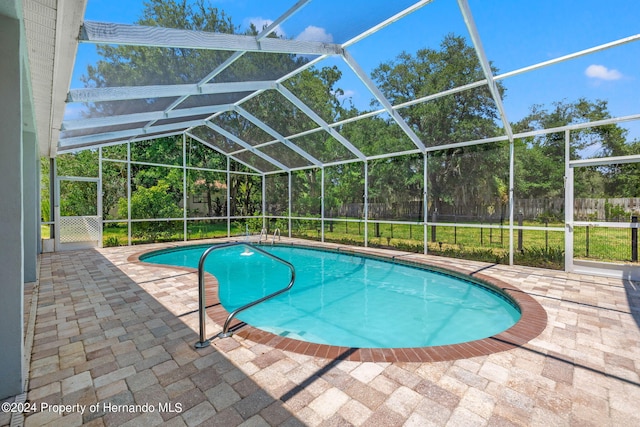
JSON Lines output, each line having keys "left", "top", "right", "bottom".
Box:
{"left": 258, "top": 228, "right": 267, "bottom": 242}
{"left": 195, "top": 241, "right": 296, "bottom": 348}
{"left": 272, "top": 228, "right": 281, "bottom": 245}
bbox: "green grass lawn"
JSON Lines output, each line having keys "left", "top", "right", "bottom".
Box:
{"left": 573, "top": 226, "right": 634, "bottom": 262}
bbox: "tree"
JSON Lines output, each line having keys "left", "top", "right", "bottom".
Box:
{"left": 54, "top": 151, "right": 100, "bottom": 217}
{"left": 80, "top": 0, "right": 351, "bottom": 220}
{"left": 40, "top": 157, "right": 51, "bottom": 222}
{"left": 82, "top": 0, "right": 236, "bottom": 89}
{"left": 324, "top": 163, "right": 364, "bottom": 219}
{"left": 513, "top": 98, "right": 631, "bottom": 199}
{"left": 117, "top": 182, "right": 184, "bottom": 240}
{"left": 371, "top": 34, "right": 506, "bottom": 218}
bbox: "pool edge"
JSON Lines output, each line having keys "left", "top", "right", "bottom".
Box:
{"left": 131, "top": 239, "right": 548, "bottom": 362}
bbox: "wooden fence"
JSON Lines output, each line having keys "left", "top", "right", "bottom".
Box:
{"left": 325, "top": 198, "right": 640, "bottom": 222}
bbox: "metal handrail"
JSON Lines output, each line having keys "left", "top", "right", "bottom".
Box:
{"left": 195, "top": 242, "right": 296, "bottom": 348}
{"left": 272, "top": 228, "right": 281, "bottom": 245}
{"left": 258, "top": 228, "right": 268, "bottom": 242}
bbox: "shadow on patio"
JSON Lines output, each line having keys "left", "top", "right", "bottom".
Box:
{"left": 623, "top": 277, "right": 640, "bottom": 329}
{"left": 23, "top": 248, "right": 304, "bottom": 426}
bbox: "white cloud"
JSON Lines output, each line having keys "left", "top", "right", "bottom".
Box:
{"left": 62, "top": 104, "right": 88, "bottom": 121}
{"left": 296, "top": 25, "right": 333, "bottom": 43}
{"left": 334, "top": 89, "right": 356, "bottom": 101}
{"left": 585, "top": 64, "right": 622, "bottom": 81}
{"left": 245, "top": 17, "right": 286, "bottom": 37}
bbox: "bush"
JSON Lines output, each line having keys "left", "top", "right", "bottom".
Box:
{"left": 117, "top": 183, "right": 183, "bottom": 241}
{"left": 604, "top": 201, "right": 629, "bottom": 222}
{"left": 514, "top": 246, "right": 564, "bottom": 269}
{"left": 387, "top": 241, "right": 564, "bottom": 270}
{"left": 104, "top": 236, "right": 121, "bottom": 247}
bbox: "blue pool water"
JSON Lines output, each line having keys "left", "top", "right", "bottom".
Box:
{"left": 142, "top": 245, "right": 521, "bottom": 348}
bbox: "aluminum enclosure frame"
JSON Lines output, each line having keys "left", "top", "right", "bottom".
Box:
{"left": 52, "top": 0, "right": 640, "bottom": 277}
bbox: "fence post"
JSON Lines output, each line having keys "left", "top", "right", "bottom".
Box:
{"left": 545, "top": 220, "right": 549, "bottom": 251}
{"left": 632, "top": 216, "right": 638, "bottom": 262}
{"left": 489, "top": 218, "right": 493, "bottom": 244}
{"left": 517, "top": 212, "right": 523, "bottom": 252}
{"left": 431, "top": 211, "right": 437, "bottom": 243}
{"left": 586, "top": 225, "right": 590, "bottom": 258}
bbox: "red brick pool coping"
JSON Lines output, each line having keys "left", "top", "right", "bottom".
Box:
{"left": 130, "top": 241, "right": 547, "bottom": 362}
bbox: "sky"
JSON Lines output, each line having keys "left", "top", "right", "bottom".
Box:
{"left": 73, "top": 0, "right": 640, "bottom": 142}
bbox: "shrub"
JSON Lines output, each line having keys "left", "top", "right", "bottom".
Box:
{"left": 117, "top": 183, "right": 183, "bottom": 241}
{"left": 104, "top": 236, "right": 121, "bottom": 247}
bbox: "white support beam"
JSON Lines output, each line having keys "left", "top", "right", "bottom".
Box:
{"left": 457, "top": 0, "right": 513, "bottom": 141}
{"left": 234, "top": 106, "right": 322, "bottom": 167}
{"left": 342, "top": 51, "right": 426, "bottom": 151}
{"left": 321, "top": 167, "right": 325, "bottom": 242}
{"left": 182, "top": 134, "right": 187, "bottom": 241}
{"left": 514, "top": 113, "right": 640, "bottom": 140}
{"left": 564, "top": 130, "right": 574, "bottom": 273}
{"left": 425, "top": 135, "right": 509, "bottom": 153}
{"left": 227, "top": 156, "right": 231, "bottom": 236}
{"left": 129, "top": 131, "right": 185, "bottom": 144}
{"left": 58, "top": 118, "right": 205, "bottom": 149}
{"left": 394, "top": 80, "right": 488, "bottom": 110}
{"left": 262, "top": 174, "right": 266, "bottom": 230}
{"left": 204, "top": 122, "right": 290, "bottom": 172}
{"left": 127, "top": 142, "right": 131, "bottom": 245}
{"left": 80, "top": 21, "right": 344, "bottom": 56}
{"left": 258, "top": 0, "right": 311, "bottom": 41}
{"left": 57, "top": 131, "right": 184, "bottom": 154}
{"left": 276, "top": 83, "right": 366, "bottom": 161}
{"left": 423, "top": 153, "right": 428, "bottom": 254}
{"left": 570, "top": 154, "right": 640, "bottom": 168}
{"left": 497, "top": 33, "right": 640, "bottom": 81}
{"left": 288, "top": 171, "right": 292, "bottom": 237}
{"left": 62, "top": 104, "right": 233, "bottom": 131}
{"left": 363, "top": 161, "right": 369, "bottom": 247}
{"left": 508, "top": 136, "right": 515, "bottom": 266}
{"left": 186, "top": 131, "right": 263, "bottom": 174}
{"left": 67, "top": 81, "right": 274, "bottom": 103}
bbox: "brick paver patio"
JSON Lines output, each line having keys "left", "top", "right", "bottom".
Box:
{"left": 2, "top": 238, "right": 639, "bottom": 426}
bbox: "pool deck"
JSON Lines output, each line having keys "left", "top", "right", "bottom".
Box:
{"left": 3, "top": 237, "right": 640, "bottom": 426}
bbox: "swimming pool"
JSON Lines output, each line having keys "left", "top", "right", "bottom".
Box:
{"left": 142, "top": 244, "right": 522, "bottom": 349}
